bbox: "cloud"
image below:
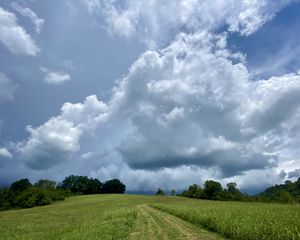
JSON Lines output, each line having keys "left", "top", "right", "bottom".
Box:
{"left": 15, "top": 30, "right": 300, "bottom": 190}
{"left": 5, "top": 1, "right": 300, "bottom": 193}
{"left": 287, "top": 168, "right": 300, "bottom": 178}
{"left": 21, "top": 29, "right": 300, "bottom": 180}
{"left": 0, "top": 7, "right": 40, "bottom": 55}
{"left": 18, "top": 95, "right": 109, "bottom": 170}
{"left": 10, "top": 2, "right": 45, "bottom": 34}
{"left": 83, "top": 0, "right": 295, "bottom": 47}
{"left": 102, "top": 31, "right": 299, "bottom": 180}
{"left": 109, "top": 33, "right": 274, "bottom": 176}
{"left": 90, "top": 163, "right": 217, "bottom": 192}
{"left": 41, "top": 67, "right": 71, "bottom": 85}
{"left": 0, "top": 148, "right": 12, "bottom": 159}
{"left": 0, "top": 73, "right": 16, "bottom": 103}
{"left": 80, "top": 150, "right": 108, "bottom": 160}
{"left": 19, "top": 118, "right": 82, "bottom": 170}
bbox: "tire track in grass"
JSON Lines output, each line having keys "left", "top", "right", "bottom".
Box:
{"left": 130, "top": 205, "right": 224, "bottom": 240}
{"left": 131, "top": 205, "right": 165, "bottom": 240}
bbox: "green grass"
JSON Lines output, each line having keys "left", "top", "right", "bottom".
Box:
{"left": 150, "top": 197, "right": 300, "bottom": 240}
{"left": 0, "top": 195, "right": 146, "bottom": 240}
{"left": 0, "top": 194, "right": 299, "bottom": 240}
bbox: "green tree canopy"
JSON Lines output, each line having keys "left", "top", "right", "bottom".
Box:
{"left": 34, "top": 179, "right": 56, "bottom": 190}
{"left": 59, "top": 175, "right": 103, "bottom": 194}
{"left": 204, "top": 180, "right": 223, "bottom": 199}
{"left": 10, "top": 178, "right": 32, "bottom": 192}
{"left": 102, "top": 179, "right": 126, "bottom": 194}
{"left": 156, "top": 188, "right": 165, "bottom": 196}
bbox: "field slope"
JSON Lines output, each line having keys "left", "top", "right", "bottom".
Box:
{"left": 0, "top": 194, "right": 299, "bottom": 240}
{"left": 0, "top": 195, "right": 222, "bottom": 240}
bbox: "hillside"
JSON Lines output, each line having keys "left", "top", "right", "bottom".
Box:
{"left": 0, "top": 194, "right": 299, "bottom": 240}
{"left": 257, "top": 177, "right": 300, "bottom": 202}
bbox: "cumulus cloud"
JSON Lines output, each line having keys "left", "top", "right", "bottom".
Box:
{"left": 10, "top": 2, "right": 45, "bottom": 34}
{"left": 90, "top": 163, "right": 217, "bottom": 192}
{"left": 83, "top": 0, "right": 296, "bottom": 47}
{"left": 19, "top": 118, "right": 82, "bottom": 170}
{"left": 41, "top": 67, "right": 71, "bottom": 85}
{"left": 107, "top": 33, "right": 300, "bottom": 178}
{"left": 18, "top": 95, "right": 109, "bottom": 170}
{"left": 0, "top": 148, "right": 12, "bottom": 159}
{"left": 0, "top": 73, "right": 16, "bottom": 103}
{"left": 19, "top": 29, "right": 300, "bottom": 186}
{"left": 0, "top": 7, "right": 40, "bottom": 55}
{"left": 6, "top": 0, "right": 300, "bottom": 192}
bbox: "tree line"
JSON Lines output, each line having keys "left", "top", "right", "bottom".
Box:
{"left": 0, "top": 175, "right": 126, "bottom": 210}
{"left": 156, "top": 178, "right": 300, "bottom": 204}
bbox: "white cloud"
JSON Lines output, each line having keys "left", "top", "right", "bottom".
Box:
{"left": 106, "top": 31, "right": 300, "bottom": 181}
{"left": 41, "top": 67, "right": 71, "bottom": 85}
{"left": 10, "top": 2, "right": 45, "bottom": 34}
{"left": 0, "top": 148, "right": 12, "bottom": 159}
{"left": 83, "top": 0, "right": 296, "bottom": 47}
{"left": 90, "top": 163, "right": 217, "bottom": 192}
{"left": 0, "top": 7, "right": 40, "bottom": 55}
{"left": 45, "top": 72, "right": 71, "bottom": 85}
{"left": 19, "top": 118, "right": 82, "bottom": 170}
{"left": 15, "top": 29, "right": 300, "bottom": 191}
{"left": 6, "top": 0, "right": 300, "bottom": 193}
{"left": 18, "top": 95, "right": 109, "bottom": 170}
{"left": 0, "top": 73, "right": 16, "bottom": 103}
{"left": 80, "top": 150, "right": 108, "bottom": 160}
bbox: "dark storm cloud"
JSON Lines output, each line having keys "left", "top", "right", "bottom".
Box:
{"left": 287, "top": 168, "right": 300, "bottom": 178}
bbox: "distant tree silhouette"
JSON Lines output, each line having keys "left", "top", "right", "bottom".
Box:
{"left": 171, "top": 189, "right": 176, "bottom": 196}
{"left": 102, "top": 179, "right": 126, "bottom": 194}
{"left": 59, "top": 175, "right": 103, "bottom": 194}
{"left": 156, "top": 188, "right": 165, "bottom": 196}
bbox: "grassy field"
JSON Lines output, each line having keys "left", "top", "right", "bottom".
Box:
{"left": 151, "top": 197, "right": 300, "bottom": 240}
{"left": 0, "top": 195, "right": 299, "bottom": 240}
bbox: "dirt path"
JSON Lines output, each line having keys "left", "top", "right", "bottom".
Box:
{"left": 130, "top": 205, "right": 224, "bottom": 240}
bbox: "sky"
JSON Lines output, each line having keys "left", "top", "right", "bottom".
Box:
{"left": 1, "top": 0, "right": 300, "bottom": 194}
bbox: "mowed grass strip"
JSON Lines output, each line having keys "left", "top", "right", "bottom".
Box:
{"left": 130, "top": 204, "right": 224, "bottom": 240}
{"left": 150, "top": 197, "right": 300, "bottom": 240}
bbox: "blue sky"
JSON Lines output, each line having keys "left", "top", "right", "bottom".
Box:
{"left": 1, "top": 0, "right": 300, "bottom": 193}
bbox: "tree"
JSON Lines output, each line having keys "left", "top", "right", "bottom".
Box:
{"left": 203, "top": 180, "right": 223, "bottom": 199}
{"left": 185, "top": 184, "right": 203, "bottom": 199}
{"left": 10, "top": 178, "right": 32, "bottom": 192}
{"left": 102, "top": 179, "right": 126, "bottom": 194}
{"left": 171, "top": 189, "right": 176, "bottom": 196}
{"left": 0, "top": 188, "right": 11, "bottom": 210}
{"left": 227, "top": 182, "right": 238, "bottom": 194}
{"left": 14, "top": 188, "right": 52, "bottom": 208}
{"left": 34, "top": 179, "right": 56, "bottom": 190}
{"left": 59, "top": 175, "right": 103, "bottom": 194}
{"left": 276, "top": 190, "right": 294, "bottom": 204}
{"left": 59, "top": 175, "right": 77, "bottom": 192}
{"left": 224, "top": 182, "right": 243, "bottom": 201}
{"left": 87, "top": 178, "right": 103, "bottom": 194}
{"left": 156, "top": 188, "right": 165, "bottom": 196}
{"left": 193, "top": 186, "right": 204, "bottom": 199}
{"left": 258, "top": 178, "right": 300, "bottom": 202}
